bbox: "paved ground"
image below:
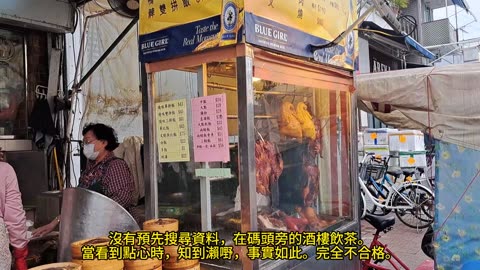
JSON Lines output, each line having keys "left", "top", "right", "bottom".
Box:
{"left": 361, "top": 213, "right": 434, "bottom": 270}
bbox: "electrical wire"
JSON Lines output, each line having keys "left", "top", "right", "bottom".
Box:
{"left": 397, "top": 14, "right": 418, "bottom": 37}
{"left": 70, "top": 2, "right": 79, "bottom": 33}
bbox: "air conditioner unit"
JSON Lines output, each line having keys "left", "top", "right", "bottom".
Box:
{"left": 0, "top": 0, "right": 75, "bottom": 33}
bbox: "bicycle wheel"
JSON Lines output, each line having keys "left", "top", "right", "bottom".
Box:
{"left": 365, "top": 181, "right": 391, "bottom": 216}
{"left": 393, "top": 184, "right": 434, "bottom": 229}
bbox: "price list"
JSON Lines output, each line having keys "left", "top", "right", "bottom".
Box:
{"left": 155, "top": 99, "right": 190, "bottom": 162}
{"left": 191, "top": 94, "right": 230, "bottom": 163}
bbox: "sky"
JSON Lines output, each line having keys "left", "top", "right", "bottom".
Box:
{"left": 433, "top": 1, "right": 480, "bottom": 41}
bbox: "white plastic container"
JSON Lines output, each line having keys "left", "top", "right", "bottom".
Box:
{"left": 389, "top": 130, "right": 425, "bottom": 152}
{"left": 399, "top": 151, "right": 427, "bottom": 167}
{"left": 363, "top": 128, "right": 397, "bottom": 145}
{"left": 363, "top": 145, "right": 390, "bottom": 160}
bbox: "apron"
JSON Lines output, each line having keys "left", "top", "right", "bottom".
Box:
{"left": 78, "top": 157, "right": 120, "bottom": 196}
{"left": 0, "top": 217, "right": 12, "bottom": 270}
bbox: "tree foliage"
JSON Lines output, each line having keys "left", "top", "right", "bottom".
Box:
{"left": 389, "top": 0, "right": 410, "bottom": 9}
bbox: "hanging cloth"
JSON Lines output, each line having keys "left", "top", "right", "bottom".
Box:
{"left": 29, "top": 98, "right": 56, "bottom": 149}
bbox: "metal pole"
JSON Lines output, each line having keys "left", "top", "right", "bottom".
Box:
{"left": 237, "top": 55, "right": 258, "bottom": 270}
{"left": 424, "top": 37, "right": 480, "bottom": 49}
{"left": 310, "top": 4, "right": 376, "bottom": 50}
{"left": 141, "top": 63, "right": 157, "bottom": 220}
{"left": 417, "top": 0, "right": 424, "bottom": 43}
{"left": 198, "top": 64, "right": 212, "bottom": 232}
{"left": 350, "top": 92, "right": 360, "bottom": 222}
{"left": 76, "top": 16, "right": 139, "bottom": 88}
{"left": 455, "top": 4, "right": 459, "bottom": 41}
{"left": 430, "top": 46, "right": 462, "bottom": 64}
{"left": 445, "top": 0, "right": 448, "bottom": 19}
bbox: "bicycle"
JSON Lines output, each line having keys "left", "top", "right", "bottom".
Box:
{"left": 360, "top": 154, "right": 434, "bottom": 220}
{"left": 359, "top": 154, "right": 434, "bottom": 229}
{"left": 361, "top": 213, "right": 411, "bottom": 270}
{"left": 404, "top": 146, "right": 436, "bottom": 192}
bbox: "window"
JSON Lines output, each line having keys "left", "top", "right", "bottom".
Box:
{"left": 147, "top": 51, "right": 355, "bottom": 268}
{"left": 0, "top": 28, "right": 26, "bottom": 137}
{"left": 424, "top": 5, "right": 432, "bottom": 23}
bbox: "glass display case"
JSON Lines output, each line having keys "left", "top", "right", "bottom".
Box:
{"left": 142, "top": 45, "right": 358, "bottom": 270}
{"left": 0, "top": 28, "right": 27, "bottom": 137}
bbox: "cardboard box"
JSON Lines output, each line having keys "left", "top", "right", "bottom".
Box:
{"left": 389, "top": 130, "right": 425, "bottom": 152}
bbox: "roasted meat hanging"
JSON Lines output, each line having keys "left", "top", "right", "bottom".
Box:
{"left": 302, "top": 159, "right": 320, "bottom": 207}
{"left": 302, "top": 118, "right": 323, "bottom": 206}
{"left": 255, "top": 140, "right": 284, "bottom": 195}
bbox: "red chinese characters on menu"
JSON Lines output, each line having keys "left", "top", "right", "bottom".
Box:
{"left": 191, "top": 94, "right": 230, "bottom": 163}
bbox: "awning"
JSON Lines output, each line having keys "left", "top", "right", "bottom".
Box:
{"left": 452, "top": 0, "right": 469, "bottom": 11}
{"left": 360, "top": 21, "right": 436, "bottom": 60}
{"left": 404, "top": 36, "right": 436, "bottom": 60}
{"left": 355, "top": 62, "right": 480, "bottom": 150}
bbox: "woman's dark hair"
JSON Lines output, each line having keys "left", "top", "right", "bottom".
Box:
{"left": 82, "top": 123, "right": 119, "bottom": 151}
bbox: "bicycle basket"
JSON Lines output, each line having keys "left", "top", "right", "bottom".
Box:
{"left": 365, "top": 163, "right": 386, "bottom": 180}
{"left": 359, "top": 162, "right": 369, "bottom": 180}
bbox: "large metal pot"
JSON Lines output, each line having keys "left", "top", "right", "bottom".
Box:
{"left": 57, "top": 188, "right": 140, "bottom": 262}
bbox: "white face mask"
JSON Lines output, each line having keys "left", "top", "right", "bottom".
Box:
{"left": 83, "top": 143, "right": 99, "bottom": 160}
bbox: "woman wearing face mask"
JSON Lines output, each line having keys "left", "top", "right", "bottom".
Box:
{"left": 32, "top": 123, "right": 136, "bottom": 237}
{"left": 1, "top": 159, "right": 29, "bottom": 270}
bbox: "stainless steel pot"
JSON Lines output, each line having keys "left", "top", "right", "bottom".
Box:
{"left": 57, "top": 188, "right": 140, "bottom": 262}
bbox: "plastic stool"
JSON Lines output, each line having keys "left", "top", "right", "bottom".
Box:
{"left": 462, "top": 261, "right": 480, "bottom": 270}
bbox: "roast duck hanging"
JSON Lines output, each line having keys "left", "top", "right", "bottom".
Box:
{"left": 278, "top": 101, "right": 303, "bottom": 139}
{"left": 255, "top": 100, "right": 322, "bottom": 206}
{"left": 296, "top": 102, "right": 316, "bottom": 140}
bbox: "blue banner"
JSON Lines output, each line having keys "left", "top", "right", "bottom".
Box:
{"left": 245, "top": 12, "right": 358, "bottom": 70}
{"left": 139, "top": 16, "right": 222, "bottom": 63}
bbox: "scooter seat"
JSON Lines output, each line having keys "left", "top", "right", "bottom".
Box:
{"left": 364, "top": 213, "right": 395, "bottom": 231}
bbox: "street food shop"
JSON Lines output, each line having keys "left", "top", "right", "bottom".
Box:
{"left": 138, "top": 0, "right": 361, "bottom": 269}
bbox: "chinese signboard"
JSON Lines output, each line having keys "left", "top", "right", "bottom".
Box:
{"left": 139, "top": 0, "right": 358, "bottom": 70}
{"left": 156, "top": 99, "right": 190, "bottom": 162}
{"left": 139, "top": 0, "right": 244, "bottom": 62}
{"left": 191, "top": 94, "right": 230, "bottom": 162}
